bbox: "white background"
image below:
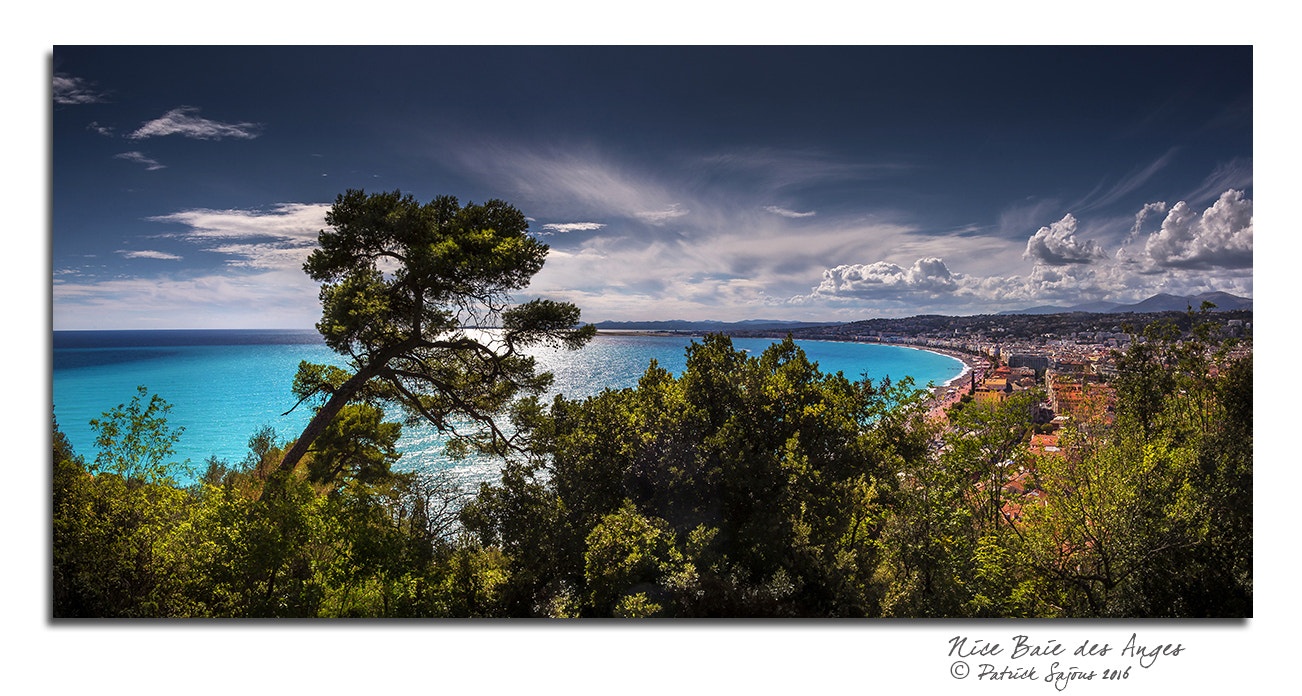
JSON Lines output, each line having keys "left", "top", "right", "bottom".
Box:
{"left": 7, "top": 4, "right": 1289, "bottom": 693}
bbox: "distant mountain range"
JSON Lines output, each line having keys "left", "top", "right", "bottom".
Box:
{"left": 592, "top": 292, "right": 1252, "bottom": 330}
{"left": 592, "top": 319, "right": 842, "bottom": 332}
{"left": 998, "top": 292, "right": 1253, "bottom": 316}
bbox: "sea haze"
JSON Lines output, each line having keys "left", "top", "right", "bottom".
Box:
{"left": 52, "top": 330, "right": 964, "bottom": 486}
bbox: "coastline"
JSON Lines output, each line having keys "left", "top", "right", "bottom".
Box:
{"left": 892, "top": 344, "right": 982, "bottom": 386}
{"left": 906, "top": 345, "right": 990, "bottom": 422}
{"left": 596, "top": 329, "right": 987, "bottom": 418}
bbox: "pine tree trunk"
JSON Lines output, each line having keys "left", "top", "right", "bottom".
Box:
{"left": 259, "top": 358, "right": 390, "bottom": 499}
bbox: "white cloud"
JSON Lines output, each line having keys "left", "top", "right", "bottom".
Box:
{"left": 997, "top": 198, "right": 1063, "bottom": 240}
{"left": 634, "top": 204, "right": 689, "bottom": 225}
{"left": 129, "top": 106, "right": 262, "bottom": 140}
{"left": 88, "top": 122, "right": 115, "bottom": 137}
{"left": 1127, "top": 201, "right": 1168, "bottom": 245}
{"left": 1071, "top": 149, "right": 1176, "bottom": 212}
{"left": 117, "top": 249, "right": 182, "bottom": 260}
{"left": 451, "top": 145, "right": 681, "bottom": 221}
{"left": 148, "top": 203, "right": 327, "bottom": 242}
{"left": 1142, "top": 189, "right": 1252, "bottom": 270}
{"left": 53, "top": 269, "right": 321, "bottom": 331}
{"left": 114, "top": 151, "right": 166, "bottom": 170}
{"left": 763, "top": 205, "right": 816, "bottom": 218}
{"left": 147, "top": 202, "right": 329, "bottom": 269}
{"left": 539, "top": 222, "right": 606, "bottom": 235}
{"left": 1184, "top": 159, "right": 1253, "bottom": 205}
{"left": 53, "top": 73, "right": 107, "bottom": 104}
{"left": 788, "top": 188, "right": 1255, "bottom": 316}
{"left": 809, "top": 257, "right": 961, "bottom": 300}
{"left": 447, "top": 143, "right": 1252, "bottom": 320}
{"left": 1022, "top": 214, "right": 1109, "bottom": 265}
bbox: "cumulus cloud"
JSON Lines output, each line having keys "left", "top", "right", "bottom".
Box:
{"left": 129, "top": 106, "right": 262, "bottom": 140}
{"left": 114, "top": 151, "right": 166, "bottom": 170}
{"left": 1127, "top": 201, "right": 1168, "bottom": 244}
{"left": 1139, "top": 189, "right": 1252, "bottom": 270}
{"left": 53, "top": 73, "right": 108, "bottom": 104}
{"left": 539, "top": 222, "right": 606, "bottom": 235}
{"left": 117, "top": 249, "right": 182, "bottom": 260}
{"left": 1022, "top": 214, "right": 1109, "bottom": 265}
{"left": 974, "top": 189, "right": 1254, "bottom": 310}
{"left": 763, "top": 205, "right": 816, "bottom": 218}
{"left": 810, "top": 257, "right": 960, "bottom": 299}
{"left": 446, "top": 142, "right": 1251, "bottom": 320}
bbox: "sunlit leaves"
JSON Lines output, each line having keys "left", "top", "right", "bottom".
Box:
{"left": 88, "top": 385, "right": 189, "bottom": 485}
{"left": 308, "top": 403, "right": 402, "bottom": 487}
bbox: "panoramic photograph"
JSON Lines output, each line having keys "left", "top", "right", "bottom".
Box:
{"left": 51, "top": 46, "right": 1252, "bottom": 622}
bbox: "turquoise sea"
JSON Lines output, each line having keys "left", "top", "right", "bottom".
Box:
{"left": 52, "top": 330, "right": 964, "bottom": 485}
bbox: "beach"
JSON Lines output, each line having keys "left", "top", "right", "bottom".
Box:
{"left": 911, "top": 347, "right": 990, "bottom": 423}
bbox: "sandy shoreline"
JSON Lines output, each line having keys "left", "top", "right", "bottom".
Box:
{"left": 907, "top": 346, "right": 990, "bottom": 422}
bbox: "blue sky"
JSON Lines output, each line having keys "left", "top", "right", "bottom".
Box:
{"left": 52, "top": 46, "right": 1253, "bottom": 329}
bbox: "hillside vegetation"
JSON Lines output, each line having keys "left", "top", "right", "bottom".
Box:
{"left": 54, "top": 318, "right": 1251, "bottom": 617}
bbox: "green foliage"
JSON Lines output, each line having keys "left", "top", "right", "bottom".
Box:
{"left": 54, "top": 412, "right": 195, "bottom": 616}
{"left": 1012, "top": 305, "right": 1252, "bottom": 617}
{"left": 308, "top": 403, "right": 402, "bottom": 487}
{"left": 88, "top": 386, "right": 189, "bottom": 484}
{"left": 52, "top": 299, "right": 1250, "bottom": 618}
{"left": 584, "top": 502, "right": 681, "bottom": 615}
{"left": 55, "top": 413, "right": 487, "bottom": 618}
{"left": 276, "top": 189, "right": 595, "bottom": 483}
{"left": 465, "top": 334, "right": 933, "bottom": 616}
{"left": 944, "top": 390, "right": 1041, "bottom": 532}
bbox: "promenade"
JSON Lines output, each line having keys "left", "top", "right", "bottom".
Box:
{"left": 916, "top": 347, "right": 990, "bottom": 423}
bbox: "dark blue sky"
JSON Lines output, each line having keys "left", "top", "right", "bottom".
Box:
{"left": 52, "top": 46, "right": 1252, "bottom": 329}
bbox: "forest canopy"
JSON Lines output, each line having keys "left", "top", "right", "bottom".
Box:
{"left": 53, "top": 326, "right": 1251, "bottom": 617}
{"left": 52, "top": 192, "right": 1251, "bottom": 618}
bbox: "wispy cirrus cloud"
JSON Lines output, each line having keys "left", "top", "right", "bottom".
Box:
{"left": 763, "top": 205, "right": 816, "bottom": 218}
{"left": 53, "top": 73, "right": 108, "bottom": 104}
{"left": 996, "top": 197, "right": 1064, "bottom": 240}
{"left": 634, "top": 204, "right": 690, "bottom": 226}
{"left": 117, "top": 249, "right": 181, "bottom": 260}
{"left": 114, "top": 151, "right": 166, "bottom": 170}
{"left": 448, "top": 143, "right": 682, "bottom": 221}
{"left": 539, "top": 222, "right": 606, "bottom": 235}
{"left": 129, "top": 106, "right": 262, "bottom": 141}
{"left": 1071, "top": 149, "right": 1178, "bottom": 212}
{"left": 147, "top": 203, "right": 329, "bottom": 269}
{"left": 148, "top": 203, "right": 327, "bottom": 242}
{"left": 57, "top": 203, "right": 331, "bottom": 329}
{"left": 694, "top": 148, "right": 909, "bottom": 192}
{"left": 1184, "top": 158, "right": 1253, "bottom": 205}
{"left": 53, "top": 269, "right": 321, "bottom": 331}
